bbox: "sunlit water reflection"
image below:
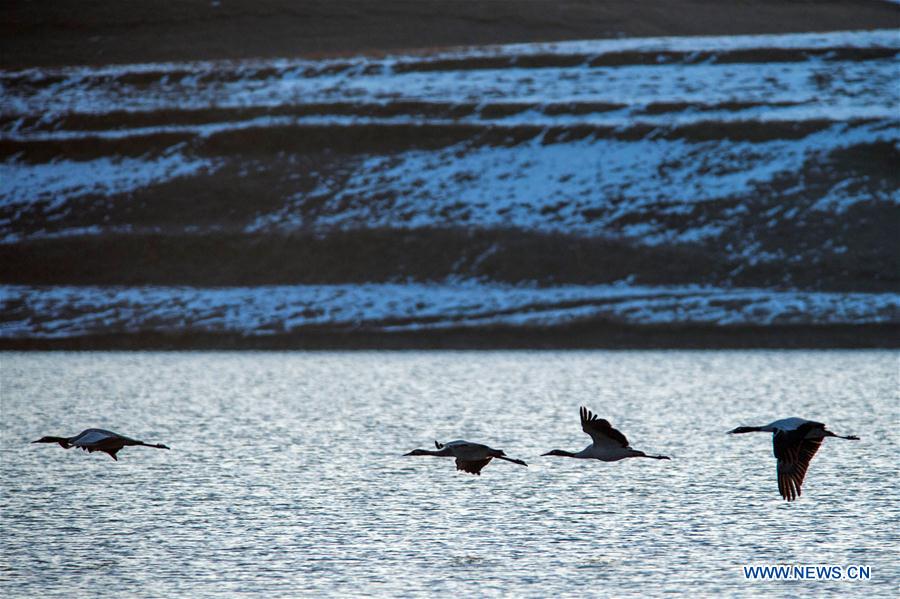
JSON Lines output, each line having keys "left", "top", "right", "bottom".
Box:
{"left": 1, "top": 351, "right": 897, "bottom": 596}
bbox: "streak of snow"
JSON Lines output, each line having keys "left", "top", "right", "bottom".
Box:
{"left": 0, "top": 154, "right": 216, "bottom": 209}
{"left": 2, "top": 283, "right": 898, "bottom": 338}
{"left": 2, "top": 31, "right": 897, "bottom": 127}
{"left": 290, "top": 121, "right": 898, "bottom": 236}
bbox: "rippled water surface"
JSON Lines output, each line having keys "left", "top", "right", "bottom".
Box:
{"left": 1, "top": 351, "right": 898, "bottom": 596}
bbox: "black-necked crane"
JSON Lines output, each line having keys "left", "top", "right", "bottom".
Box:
{"left": 728, "top": 417, "right": 858, "bottom": 501}
{"left": 32, "top": 428, "right": 170, "bottom": 461}
{"left": 404, "top": 440, "right": 527, "bottom": 475}
{"left": 542, "top": 407, "right": 670, "bottom": 462}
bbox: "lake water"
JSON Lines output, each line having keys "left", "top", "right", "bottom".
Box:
{"left": 1, "top": 351, "right": 897, "bottom": 596}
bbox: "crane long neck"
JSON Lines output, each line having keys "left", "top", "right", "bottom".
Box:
{"left": 406, "top": 448, "right": 453, "bottom": 457}
{"left": 543, "top": 449, "right": 580, "bottom": 458}
{"left": 32, "top": 436, "right": 71, "bottom": 448}
{"left": 730, "top": 426, "right": 770, "bottom": 434}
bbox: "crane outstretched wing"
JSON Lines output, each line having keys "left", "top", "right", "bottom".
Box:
{"left": 580, "top": 407, "right": 629, "bottom": 448}
{"left": 774, "top": 428, "right": 824, "bottom": 501}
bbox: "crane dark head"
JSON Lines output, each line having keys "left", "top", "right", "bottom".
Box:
{"left": 541, "top": 449, "right": 576, "bottom": 457}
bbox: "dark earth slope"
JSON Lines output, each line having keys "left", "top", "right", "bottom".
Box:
{"left": 2, "top": 0, "right": 899, "bottom": 67}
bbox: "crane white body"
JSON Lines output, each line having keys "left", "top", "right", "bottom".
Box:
{"left": 543, "top": 407, "right": 670, "bottom": 462}
{"left": 32, "top": 428, "right": 170, "bottom": 461}
{"left": 404, "top": 439, "right": 527, "bottom": 475}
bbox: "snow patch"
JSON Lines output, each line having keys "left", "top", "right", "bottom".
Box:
{"left": 2, "top": 283, "right": 897, "bottom": 338}
{"left": 1, "top": 153, "right": 216, "bottom": 210}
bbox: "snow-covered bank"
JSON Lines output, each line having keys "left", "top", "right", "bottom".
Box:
{"left": 2, "top": 29, "right": 896, "bottom": 253}
{"left": 2, "top": 284, "right": 897, "bottom": 339}
{"left": 2, "top": 30, "right": 896, "bottom": 346}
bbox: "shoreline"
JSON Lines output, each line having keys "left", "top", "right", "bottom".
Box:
{"left": 3, "top": 324, "right": 897, "bottom": 351}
